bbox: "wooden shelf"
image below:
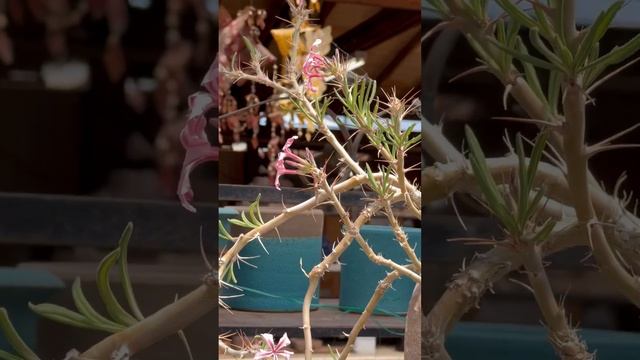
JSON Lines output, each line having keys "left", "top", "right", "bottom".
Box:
{"left": 220, "top": 299, "right": 406, "bottom": 339}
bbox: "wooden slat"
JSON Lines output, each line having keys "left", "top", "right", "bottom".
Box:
{"left": 0, "top": 192, "right": 216, "bottom": 250}
{"left": 219, "top": 298, "right": 405, "bottom": 338}
{"left": 325, "top": 0, "right": 419, "bottom": 10}
{"left": 334, "top": 9, "right": 420, "bottom": 53}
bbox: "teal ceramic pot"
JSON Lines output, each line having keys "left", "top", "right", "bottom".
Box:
{"left": 222, "top": 208, "right": 323, "bottom": 312}
{"left": 448, "top": 322, "right": 640, "bottom": 359}
{"left": 219, "top": 207, "right": 238, "bottom": 252}
{"left": 339, "top": 225, "right": 421, "bottom": 315}
{"left": 0, "top": 268, "right": 64, "bottom": 352}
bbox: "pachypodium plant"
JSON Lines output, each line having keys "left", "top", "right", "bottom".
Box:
{"left": 215, "top": 1, "right": 422, "bottom": 359}
{"left": 424, "top": 0, "right": 640, "bottom": 359}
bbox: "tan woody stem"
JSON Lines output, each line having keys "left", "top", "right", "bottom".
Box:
{"left": 301, "top": 197, "right": 395, "bottom": 360}
{"left": 522, "top": 245, "right": 593, "bottom": 359}
{"left": 424, "top": 225, "right": 584, "bottom": 360}
{"left": 218, "top": 173, "right": 382, "bottom": 279}
{"left": 81, "top": 284, "right": 214, "bottom": 359}
{"left": 337, "top": 270, "right": 401, "bottom": 360}
{"left": 385, "top": 202, "right": 421, "bottom": 271}
{"left": 562, "top": 84, "right": 640, "bottom": 307}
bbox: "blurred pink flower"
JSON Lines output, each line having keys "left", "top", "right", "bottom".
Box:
{"left": 177, "top": 57, "right": 218, "bottom": 212}
{"left": 302, "top": 39, "right": 326, "bottom": 93}
{"left": 254, "top": 333, "right": 294, "bottom": 360}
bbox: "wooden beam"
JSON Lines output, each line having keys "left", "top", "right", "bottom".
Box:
{"left": 334, "top": 9, "right": 420, "bottom": 53}
{"left": 377, "top": 28, "right": 421, "bottom": 84}
{"left": 324, "top": 0, "right": 419, "bottom": 10}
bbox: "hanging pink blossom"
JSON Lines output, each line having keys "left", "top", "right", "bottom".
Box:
{"left": 254, "top": 333, "right": 294, "bottom": 360}
{"left": 275, "top": 136, "right": 307, "bottom": 190}
{"left": 177, "top": 58, "right": 218, "bottom": 213}
{"left": 302, "top": 39, "right": 327, "bottom": 93}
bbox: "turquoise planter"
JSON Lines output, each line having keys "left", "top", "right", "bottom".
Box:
{"left": 222, "top": 208, "right": 323, "bottom": 312}
{"left": 339, "top": 225, "right": 421, "bottom": 315}
{"left": 448, "top": 322, "right": 640, "bottom": 359}
{"left": 0, "top": 268, "right": 64, "bottom": 353}
{"left": 223, "top": 236, "right": 321, "bottom": 311}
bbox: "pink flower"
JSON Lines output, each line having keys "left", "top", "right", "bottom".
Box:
{"left": 275, "top": 136, "right": 307, "bottom": 190}
{"left": 254, "top": 333, "right": 294, "bottom": 360}
{"left": 177, "top": 58, "right": 218, "bottom": 213}
{"left": 302, "top": 39, "right": 327, "bottom": 93}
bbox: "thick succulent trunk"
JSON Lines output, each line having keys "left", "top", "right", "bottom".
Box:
{"left": 404, "top": 284, "right": 421, "bottom": 360}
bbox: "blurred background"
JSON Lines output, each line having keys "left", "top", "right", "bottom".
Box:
{"left": 0, "top": 1, "right": 217, "bottom": 359}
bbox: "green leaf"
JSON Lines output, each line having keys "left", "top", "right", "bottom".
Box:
{"left": 466, "top": 126, "right": 519, "bottom": 234}
{"left": 0, "top": 349, "right": 22, "bottom": 360}
{"left": 117, "top": 223, "right": 144, "bottom": 321}
{"left": 241, "top": 36, "right": 259, "bottom": 63}
{"left": 532, "top": 218, "right": 556, "bottom": 245}
{"left": 495, "top": 0, "right": 537, "bottom": 29}
{"left": 574, "top": 1, "right": 624, "bottom": 69}
{"left": 218, "top": 220, "right": 234, "bottom": 241}
{"left": 365, "top": 163, "right": 381, "bottom": 195}
{"left": 0, "top": 308, "right": 38, "bottom": 360}
{"left": 96, "top": 249, "right": 138, "bottom": 326}
{"left": 28, "top": 303, "right": 94, "bottom": 330}
{"left": 515, "top": 134, "right": 529, "bottom": 228}
{"left": 580, "top": 33, "right": 640, "bottom": 73}
{"left": 547, "top": 70, "right": 562, "bottom": 114}
{"left": 527, "top": 131, "right": 549, "bottom": 187}
{"left": 516, "top": 37, "right": 546, "bottom": 104}
{"left": 71, "top": 278, "right": 125, "bottom": 333}
{"left": 532, "top": 3, "right": 554, "bottom": 39}
{"left": 228, "top": 218, "right": 255, "bottom": 229}
{"left": 528, "top": 28, "right": 566, "bottom": 69}
{"left": 489, "top": 38, "right": 558, "bottom": 70}
{"left": 524, "top": 188, "right": 546, "bottom": 223}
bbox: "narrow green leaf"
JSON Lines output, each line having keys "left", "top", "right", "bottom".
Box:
{"left": 547, "top": 70, "right": 562, "bottom": 114}
{"left": 228, "top": 218, "right": 255, "bottom": 229}
{"left": 517, "top": 37, "right": 546, "bottom": 105}
{"left": 516, "top": 134, "right": 529, "bottom": 228}
{"left": 0, "top": 308, "right": 39, "bottom": 360}
{"left": 580, "top": 33, "right": 640, "bottom": 73}
{"left": 71, "top": 278, "right": 126, "bottom": 332}
{"left": 532, "top": 218, "right": 556, "bottom": 244}
{"left": 0, "top": 349, "right": 21, "bottom": 360}
{"left": 96, "top": 249, "right": 138, "bottom": 326}
{"left": 532, "top": 3, "right": 554, "bottom": 39}
{"left": 527, "top": 131, "right": 549, "bottom": 187}
{"left": 241, "top": 36, "right": 259, "bottom": 63}
{"left": 117, "top": 223, "right": 144, "bottom": 321}
{"left": 218, "top": 220, "right": 234, "bottom": 241}
{"left": 574, "top": 1, "right": 624, "bottom": 69}
{"left": 524, "top": 188, "right": 546, "bottom": 222}
{"left": 495, "top": 0, "right": 537, "bottom": 29}
{"left": 28, "top": 303, "right": 95, "bottom": 330}
{"left": 489, "top": 38, "right": 558, "bottom": 70}
{"left": 529, "top": 28, "right": 566, "bottom": 69}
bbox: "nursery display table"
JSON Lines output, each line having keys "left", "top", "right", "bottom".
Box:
{"left": 219, "top": 299, "right": 406, "bottom": 339}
